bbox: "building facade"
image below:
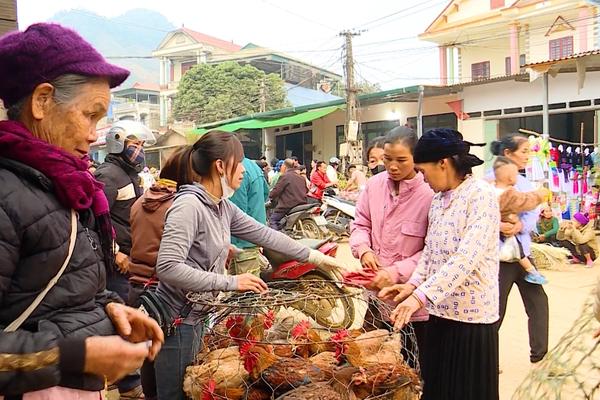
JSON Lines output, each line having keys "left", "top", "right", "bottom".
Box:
{"left": 151, "top": 28, "right": 342, "bottom": 126}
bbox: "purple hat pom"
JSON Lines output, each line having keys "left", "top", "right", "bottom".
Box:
{"left": 0, "top": 23, "right": 129, "bottom": 107}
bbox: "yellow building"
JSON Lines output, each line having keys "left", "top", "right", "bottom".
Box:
{"left": 420, "top": 0, "right": 600, "bottom": 150}
{"left": 421, "top": 0, "right": 599, "bottom": 84}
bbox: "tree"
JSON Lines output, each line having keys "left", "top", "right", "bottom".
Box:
{"left": 173, "top": 61, "right": 289, "bottom": 124}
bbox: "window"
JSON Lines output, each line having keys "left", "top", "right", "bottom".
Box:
{"left": 519, "top": 54, "right": 526, "bottom": 67}
{"left": 549, "top": 36, "right": 573, "bottom": 59}
{"left": 471, "top": 61, "right": 490, "bottom": 81}
{"left": 498, "top": 111, "right": 594, "bottom": 143}
{"left": 490, "top": 0, "right": 505, "bottom": 9}
{"left": 505, "top": 56, "right": 511, "bottom": 75}
{"left": 181, "top": 61, "right": 197, "bottom": 76}
{"left": 335, "top": 120, "right": 400, "bottom": 159}
{"left": 406, "top": 113, "right": 458, "bottom": 133}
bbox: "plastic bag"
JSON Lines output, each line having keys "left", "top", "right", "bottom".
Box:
{"left": 500, "top": 236, "right": 521, "bottom": 262}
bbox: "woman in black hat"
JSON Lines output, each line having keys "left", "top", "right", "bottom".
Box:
{"left": 380, "top": 128, "right": 500, "bottom": 400}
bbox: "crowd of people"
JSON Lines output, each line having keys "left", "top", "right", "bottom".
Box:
{"left": 1, "top": 22, "right": 599, "bottom": 400}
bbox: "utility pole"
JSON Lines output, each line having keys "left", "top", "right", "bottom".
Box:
{"left": 340, "top": 30, "right": 361, "bottom": 166}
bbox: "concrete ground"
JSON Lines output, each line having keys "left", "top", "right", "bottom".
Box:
{"left": 334, "top": 242, "right": 600, "bottom": 400}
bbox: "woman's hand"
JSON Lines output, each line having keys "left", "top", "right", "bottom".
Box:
{"left": 390, "top": 295, "right": 422, "bottom": 331}
{"left": 500, "top": 221, "right": 522, "bottom": 236}
{"left": 368, "top": 269, "right": 394, "bottom": 290}
{"left": 360, "top": 251, "right": 381, "bottom": 271}
{"left": 84, "top": 336, "right": 151, "bottom": 383}
{"left": 236, "top": 273, "right": 268, "bottom": 294}
{"left": 378, "top": 283, "right": 415, "bottom": 303}
{"left": 105, "top": 302, "right": 164, "bottom": 360}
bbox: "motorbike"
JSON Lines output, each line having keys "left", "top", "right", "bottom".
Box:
{"left": 277, "top": 203, "right": 330, "bottom": 240}
{"left": 261, "top": 238, "right": 355, "bottom": 329}
{"left": 321, "top": 193, "right": 356, "bottom": 237}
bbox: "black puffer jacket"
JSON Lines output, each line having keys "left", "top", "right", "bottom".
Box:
{"left": 94, "top": 154, "right": 143, "bottom": 255}
{"left": 0, "top": 158, "right": 121, "bottom": 395}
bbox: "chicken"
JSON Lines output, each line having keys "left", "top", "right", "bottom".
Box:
{"left": 239, "top": 342, "right": 321, "bottom": 395}
{"left": 225, "top": 310, "right": 275, "bottom": 343}
{"left": 330, "top": 363, "right": 417, "bottom": 400}
{"left": 277, "top": 382, "right": 342, "bottom": 400}
{"left": 265, "top": 315, "right": 296, "bottom": 342}
{"left": 291, "top": 320, "right": 336, "bottom": 357}
{"left": 245, "top": 386, "right": 272, "bottom": 400}
{"left": 183, "top": 346, "right": 249, "bottom": 400}
{"left": 308, "top": 352, "right": 339, "bottom": 380}
{"left": 344, "top": 329, "right": 404, "bottom": 367}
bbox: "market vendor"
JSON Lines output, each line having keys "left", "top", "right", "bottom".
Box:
{"left": 557, "top": 212, "right": 599, "bottom": 267}
{"left": 533, "top": 204, "right": 560, "bottom": 245}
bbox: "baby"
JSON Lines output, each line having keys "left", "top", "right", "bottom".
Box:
{"left": 494, "top": 157, "right": 548, "bottom": 285}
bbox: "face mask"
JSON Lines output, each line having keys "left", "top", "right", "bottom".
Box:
{"left": 370, "top": 164, "right": 386, "bottom": 176}
{"left": 123, "top": 143, "right": 145, "bottom": 168}
{"left": 220, "top": 174, "right": 235, "bottom": 199}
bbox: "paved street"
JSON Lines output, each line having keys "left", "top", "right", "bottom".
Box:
{"left": 335, "top": 242, "right": 600, "bottom": 400}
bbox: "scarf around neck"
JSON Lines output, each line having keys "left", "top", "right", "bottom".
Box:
{"left": 0, "top": 120, "right": 115, "bottom": 269}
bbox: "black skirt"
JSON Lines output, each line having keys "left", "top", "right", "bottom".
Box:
{"left": 421, "top": 315, "right": 499, "bottom": 400}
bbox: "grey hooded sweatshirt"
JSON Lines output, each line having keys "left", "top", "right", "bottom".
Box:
{"left": 156, "top": 183, "right": 310, "bottom": 323}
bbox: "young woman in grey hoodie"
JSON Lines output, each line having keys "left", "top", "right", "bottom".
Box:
{"left": 154, "top": 131, "right": 342, "bottom": 399}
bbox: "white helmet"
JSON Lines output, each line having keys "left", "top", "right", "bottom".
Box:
{"left": 105, "top": 120, "right": 156, "bottom": 154}
{"left": 329, "top": 157, "right": 341, "bottom": 165}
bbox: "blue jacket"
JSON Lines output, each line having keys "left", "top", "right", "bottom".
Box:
{"left": 230, "top": 158, "right": 269, "bottom": 248}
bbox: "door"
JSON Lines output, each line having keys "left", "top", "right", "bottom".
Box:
{"left": 274, "top": 130, "right": 313, "bottom": 165}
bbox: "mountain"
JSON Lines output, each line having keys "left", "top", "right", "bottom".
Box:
{"left": 48, "top": 8, "right": 175, "bottom": 86}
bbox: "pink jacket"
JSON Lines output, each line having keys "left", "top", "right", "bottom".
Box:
{"left": 350, "top": 171, "right": 434, "bottom": 321}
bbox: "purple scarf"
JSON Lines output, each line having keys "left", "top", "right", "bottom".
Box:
{"left": 0, "top": 120, "right": 115, "bottom": 268}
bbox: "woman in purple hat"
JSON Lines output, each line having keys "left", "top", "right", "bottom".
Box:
{"left": 0, "top": 23, "right": 163, "bottom": 398}
{"left": 557, "top": 212, "right": 598, "bottom": 267}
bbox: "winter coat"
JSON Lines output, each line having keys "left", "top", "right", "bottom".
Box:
{"left": 557, "top": 221, "right": 600, "bottom": 258}
{"left": 350, "top": 171, "right": 433, "bottom": 322}
{"left": 94, "top": 154, "right": 143, "bottom": 255}
{"left": 0, "top": 158, "right": 120, "bottom": 395}
{"left": 270, "top": 170, "right": 308, "bottom": 212}
{"left": 129, "top": 180, "right": 176, "bottom": 285}
{"left": 230, "top": 158, "right": 269, "bottom": 249}
{"left": 308, "top": 170, "right": 331, "bottom": 201}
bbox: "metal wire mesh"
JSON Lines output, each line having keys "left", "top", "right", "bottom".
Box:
{"left": 512, "top": 296, "right": 600, "bottom": 400}
{"left": 183, "top": 280, "right": 422, "bottom": 400}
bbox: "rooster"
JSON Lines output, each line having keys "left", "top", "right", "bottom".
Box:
{"left": 291, "top": 320, "right": 336, "bottom": 357}
{"left": 225, "top": 310, "right": 275, "bottom": 344}
{"left": 183, "top": 346, "right": 249, "bottom": 400}
{"left": 239, "top": 342, "right": 325, "bottom": 395}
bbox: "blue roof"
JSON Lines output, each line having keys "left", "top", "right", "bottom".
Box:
{"left": 285, "top": 83, "right": 341, "bottom": 107}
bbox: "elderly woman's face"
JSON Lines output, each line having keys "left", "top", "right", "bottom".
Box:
{"left": 35, "top": 80, "right": 110, "bottom": 158}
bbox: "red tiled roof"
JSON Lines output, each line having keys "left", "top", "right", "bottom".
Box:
{"left": 131, "top": 82, "right": 161, "bottom": 92}
{"left": 180, "top": 28, "right": 242, "bottom": 52}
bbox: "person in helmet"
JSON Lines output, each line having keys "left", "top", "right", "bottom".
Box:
{"left": 94, "top": 120, "right": 155, "bottom": 397}
{"left": 326, "top": 156, "right": 341, "bottom": 185}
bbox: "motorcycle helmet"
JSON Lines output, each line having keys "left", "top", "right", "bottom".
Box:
{"left": 329, "top": 157, "right": 341, "bottom": 165}
{"left": 105, "top": 120, "right": 156, "bottom": 154}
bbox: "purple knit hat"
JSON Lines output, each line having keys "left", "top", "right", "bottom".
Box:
{"left": 0, "top": 23, "right": 129, "bottom": 107}
{"left": 573, "top": 212, "right": 589, "bottom": 226}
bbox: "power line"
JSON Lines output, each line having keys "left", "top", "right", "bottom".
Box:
{"left": 258, "top": 0, "right": 338, "bottom": 32}
{"left": 354, "top": 0, "right": 446, "bottom": 30}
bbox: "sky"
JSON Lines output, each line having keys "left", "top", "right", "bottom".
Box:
{"left": 17, "top": 0, "right": 451, "bottom": 90}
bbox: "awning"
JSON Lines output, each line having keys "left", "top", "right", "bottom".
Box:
{"left": 192, "top": 105, "right": 342, "bottom": 135}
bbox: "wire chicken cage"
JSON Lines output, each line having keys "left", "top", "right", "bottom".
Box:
{"left": 183, "top": 280, "right": 422, "bottom": 400}
{"left": 512, "top": 296, "right": 600, "bottom": 400}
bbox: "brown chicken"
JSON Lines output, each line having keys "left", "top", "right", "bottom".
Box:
{"left": 330, "top": 363, "right": 416, "bottom": 400}
{"left": 277, "top": 382, "right": 342, "bottom": 400}
{"left": 344, "top": 329, "right": 404, "bottom": 368}
{"left": 308, "top": 352, "right": 339, "bottom": 381}
{"left": 183, "top": 346, "right": 249, "bottom": 400}
{"left": 240, "top": 342, "right": 321, "bottom": 394}
{"left": 225, "top": 310, "right": 275, "bottom": 343}
{"left": 291, "top": 320, "right": 336, "bottom": 357}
